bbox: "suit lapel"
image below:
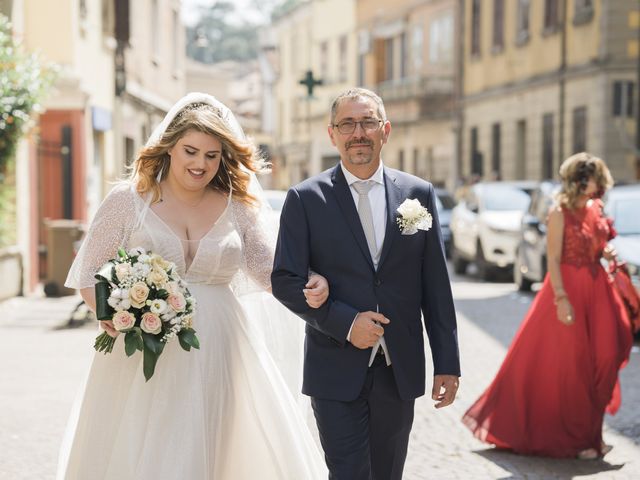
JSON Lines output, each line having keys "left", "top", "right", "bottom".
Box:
{"left": 378, "top": 170, "right": 402, "bottom": 270}
{"left": 330, "top": 166, "right": 375, "bottom": 271}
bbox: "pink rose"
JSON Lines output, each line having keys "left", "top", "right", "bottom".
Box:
{"left": 112, "top": 311, "right": 136, "bottom": 331}
{"left": 141, "top": 312, "right": 162, "bottom": 334}
{"left": 167, "top": 293, "right": 186, "bottom": 312}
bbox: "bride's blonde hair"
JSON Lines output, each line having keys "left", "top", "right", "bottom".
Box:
{"left": 556, "top": 152, "right": 613, "bottom": 209}
{"left": 130, "top": 103, "right": 267, "bottom": 205}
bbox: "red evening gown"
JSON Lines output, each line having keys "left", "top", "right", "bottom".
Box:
{"left": 462, "top": 200, "right": 633, "bottom": 458}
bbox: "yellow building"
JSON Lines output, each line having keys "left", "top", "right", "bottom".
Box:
{"left": 357, "top": 0, "right": 459, "bottom": 189}
{"left": 3, "top": 0, "right": 185, "bottom": 294}
{"left": 462, "top": 0, "right": 639, "bottom": 181}
{"left": 269, "top": 0, "right": 358, "bottom": 188}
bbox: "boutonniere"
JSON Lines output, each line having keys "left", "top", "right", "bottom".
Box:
{"left": 396, "top": 199, "right": 432, "bottom": 235}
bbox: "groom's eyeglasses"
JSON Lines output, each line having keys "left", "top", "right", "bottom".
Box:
{"left": 332, "top": 119, "right": 383, "bottom": 135}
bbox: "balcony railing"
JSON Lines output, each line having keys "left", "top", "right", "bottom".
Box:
{"left": 375, "top": 75, "right": 454, "bottom": 102}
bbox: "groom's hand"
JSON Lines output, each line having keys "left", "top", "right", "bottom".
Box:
{"left": 350, "top": 312, "right": 390, "bottom": 349}
{"left": 432, "top": 375, "right": 459, "bottom": 409}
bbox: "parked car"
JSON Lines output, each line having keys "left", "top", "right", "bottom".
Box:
{"left": 604, "top": 184, "right": 640, "bottom": 293}
{"left": 513, "top": 181, "right": 560, "bottom": 291}
{"left": 435, "top": 188, "right": 456, "bottom": 257}
{"left": 263, "top": 189, "right": 287, "bottom": 213}
{"left": 450, "top": 181, "right": 538, "bottom": 280}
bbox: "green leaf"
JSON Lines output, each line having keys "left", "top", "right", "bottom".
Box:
{"left": 94, "top": 281, "right": 115, "bottom": 320}
{"left": 142, "top": 332, "right": 165, "bottom": 355}
{"left": 156, "top": 289, "right": 169, "bottom": 300}
{"left": 124, "top": 330, "right": 143, "bottom": 357}
{"left": 178, "top": 328, "right": 200, "bottom": 351}
{"left": 142, "top": 345, "right": 160, "bottom": 382}
{"left": 117, "top": 247, "right": 127, "bottom": 258}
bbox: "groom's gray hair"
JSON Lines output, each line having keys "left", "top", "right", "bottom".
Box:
{"left": 330, "top": 88, "right": 387, "bottom": 124}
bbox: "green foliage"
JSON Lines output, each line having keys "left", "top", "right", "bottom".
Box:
{"left": 185, "top": 0, "right": 303, "bottom": 64}
{"left": 0, "top": 13, "right": 56, "bottom": 176}
{"left": 0, "top": 157, "right": 15, "bottom": 248}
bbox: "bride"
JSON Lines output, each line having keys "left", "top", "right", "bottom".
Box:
{"left": 57, "top": 93, "right": 329, "bottom": 479}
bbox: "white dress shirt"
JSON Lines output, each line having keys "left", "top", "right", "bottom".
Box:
{"left": 341, "top": 162, "right": 391, "bottom": 365}
{"left": 340, "top": 162, "right": 387, "bottom": 265}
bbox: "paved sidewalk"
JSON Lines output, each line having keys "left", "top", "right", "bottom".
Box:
{"left": 0, "top": 288, "right": 638, "bottom": 479}
{"left": 404, "top": 280, "right": 640, "bottom": 480}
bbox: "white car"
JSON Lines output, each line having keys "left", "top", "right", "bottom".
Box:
{"left": 451, "top": 181, "right": 537, "bottom": 280}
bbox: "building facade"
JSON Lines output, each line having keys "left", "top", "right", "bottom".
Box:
{"left": 4, "top": 0, "right": 185, "bottom": 294}
{"left": 268, "top": 0, "right": 358, "bottom": 188}
{"left": 357, "top": 0, "right": 459, "bottom": 189}
{"left": 462, "top": 0, "right": 640, "bottom": 182}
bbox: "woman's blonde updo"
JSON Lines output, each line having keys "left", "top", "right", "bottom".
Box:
{"left": 130, "top": 102, "right": 267, "bottom": 205}
{"left": 556, "top": 152, "right": 613, "bottom": 209}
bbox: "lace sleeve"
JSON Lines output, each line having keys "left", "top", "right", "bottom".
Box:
{"left": 232, "top": 199, "right": 276, "bottom": 291}
{"left": 64, "top": 183, "right": 137, "bottom": 290}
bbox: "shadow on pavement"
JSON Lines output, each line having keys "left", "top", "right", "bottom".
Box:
{"left": 473, "top": 448, "right": 625, "bottom": 479}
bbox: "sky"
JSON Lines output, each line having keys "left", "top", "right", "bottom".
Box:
{"left": 181, "top": 0, "right": 266, "bottom": 27}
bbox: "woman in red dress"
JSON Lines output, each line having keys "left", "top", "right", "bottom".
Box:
{"left": 462, "top": 152, "right": 633, "bottom": 459}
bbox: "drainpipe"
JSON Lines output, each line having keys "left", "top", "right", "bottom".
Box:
{"left": 558, "top": 0, "right": 568, "bottom": 174}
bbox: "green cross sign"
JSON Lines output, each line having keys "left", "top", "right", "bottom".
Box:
{"left": 299, "top": 70, "right": 323, "bottom": 97}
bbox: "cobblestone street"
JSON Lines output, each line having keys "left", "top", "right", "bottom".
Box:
{"left": 1, "top": 272, "right": 639, "bottom": 479}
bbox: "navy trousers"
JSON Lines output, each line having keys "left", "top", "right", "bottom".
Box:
{"left": 311, "top": 355, "right": 415, "bottom": 480}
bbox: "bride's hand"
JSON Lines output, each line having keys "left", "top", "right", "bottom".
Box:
{"left": 100, "top": 320, "right": 119, "bottom": 338}
{"left": 303, "top": 274, "right": 329, "bottom": 308}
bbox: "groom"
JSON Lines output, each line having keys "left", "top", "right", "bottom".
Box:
{"left": 271, "top": 88, "right": 460, "bottom": 479}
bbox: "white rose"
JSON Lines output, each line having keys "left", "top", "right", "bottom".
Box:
{"left": 165, "top": 281, "right": 180, "bottom": 295}
{"left": 397, "top": 199, "right": 424, "bottom": 219}
{"left": 114, "top": 263, "right": 132, "bottom": 282}
{"left": 129, "top": 281, "right": 150, "bottom": 308}
{"left": 146, "top": 268, "right": 168, "bottom": 287}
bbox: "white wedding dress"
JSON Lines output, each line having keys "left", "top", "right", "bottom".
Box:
{"left": 57, "top": 183, "right": 327, "bottom": 479}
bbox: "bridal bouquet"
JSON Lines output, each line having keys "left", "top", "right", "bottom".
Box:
{"left": 93, "top": 247, "right": 199, "bottom": 381}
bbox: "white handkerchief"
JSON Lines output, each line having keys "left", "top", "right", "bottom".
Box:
{"left": 368, "top": 336, "right": 391, "bottom": 367}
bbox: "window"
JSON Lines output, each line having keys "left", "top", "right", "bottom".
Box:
{"left": 492, "top": 0, "right": 505, "bottom": 50}
{"left": 470, "top": 127, "right": 482, "bottom": 176}
{"left": 399, "top": 32, "right": 407, "bottom": 79}
{"left": 573, "top": 0, "right": 594, "bottom": 25}
{"left": 172, "top": 9, "right": 179, "bottom": 73}
{"left": 612, "top": 81, "right": 634, "bottom": 117}
{"left": 358, "top": 53, "right": 366, "bottom": 86}
{"left": 151, "top": 0, "right": 160, "bottom": 61}
{"left": 544, "top": 0, "right": 559, "bottom": 32}
{"left": 542, "top": 113, "right": 554, "bottom": 179}
{"left": 572, "top": 107, "right": 587, "bottom": 153}
{"left": 320, "top": 41, "right": 329, "bottom": 80}
{"left": 516, "top": 119, "right": 527, "bottom": 180}
{"left": 516, "top": 0, "right": 530, "bottom": 45}
{"left": 491, "top": 123, "right": 501, "bottom": 178}
{"left": 339, "top": 35, "right": 348, "bottom": 82}
{"left": 429, "top": 13, "right": 453, "bottom": 65}
{"left": 398, "top": 149, "right": 405, "bottom": 171}
{"left": 384, "top": 38, "right": 394, "bottom": 81}
{"left": 412, "top": 25, "right": 423, "bottom": 72}
{"left": 471, "top": 0, "right": 481, "bottom": 56}
{"left": 102, "top": 0, "right": 115, "bottom": 37}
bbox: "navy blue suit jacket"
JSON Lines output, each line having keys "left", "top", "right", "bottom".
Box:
{"left": 271, "top": 165, "right": 460, "bottom": 402}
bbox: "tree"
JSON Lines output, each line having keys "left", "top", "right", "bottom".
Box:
{"left": 185, "top": 0, "right": 303, "bottom": 63}
{"left": 0, "top": 14, "right": 55, "bottom": 248}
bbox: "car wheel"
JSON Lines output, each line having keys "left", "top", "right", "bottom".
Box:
{"left": 514, "top": 251, "right": 533, "bottom": 292}
{"left": 451, "top": 243, "right": 468, "bottom": 275}
{"left": 476, "top": 241, "right": 494, "bottom": 281}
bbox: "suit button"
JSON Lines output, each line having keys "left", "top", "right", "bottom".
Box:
{"left": 374, "top": 278, "right": 382, "bottom": 286}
